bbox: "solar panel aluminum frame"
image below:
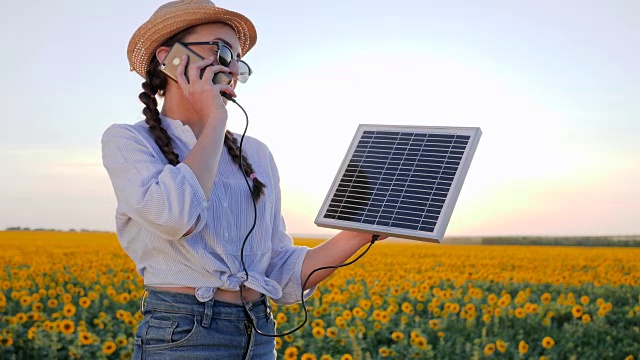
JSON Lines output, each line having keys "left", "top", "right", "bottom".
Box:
{"left": 315, "top": 124, "right": 481, "bottom": 243}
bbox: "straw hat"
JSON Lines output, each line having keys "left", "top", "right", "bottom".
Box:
{"left": 127, "top": 0, "right": 257, "bottom": 78}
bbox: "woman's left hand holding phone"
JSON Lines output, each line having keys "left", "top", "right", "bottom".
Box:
{"left": 175, "top": 54, "right": 236, "bottom": 124}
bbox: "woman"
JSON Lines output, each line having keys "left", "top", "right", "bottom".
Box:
{"left": 102, "top": 1, "right": 382, "bottom": 358}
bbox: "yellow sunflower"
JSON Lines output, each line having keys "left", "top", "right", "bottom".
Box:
{"left": 102, "top": 341, "right": 117, "bottom": 355}
{"left": 1, "top": 337, "right": 14, "bottom": 347}
{"left": 312, "top": 327, "right": 325, "bottom": 339}
{"left": 63, "top": 304, "right": 76, "bottom": 317}
{"left": 572, "top": 305, "right": 583, "bottom": 318}
{"left": 542, "top": 336, "right": 555, "bottom": 349}
{"left": 484, "top": 343, "right": 495, "bottom": 356}
{"left": 518, "top": 340, "right": 529, "bottom": 355}
{"left": 276, "top": 313, "right": 287, "bottom": 324}
{"left": 15, "top": 313, "right": 27, "bottom": 323}
{"left": 391, "top": 332, "right": 404, "bottom": 341}
{"left": 540, "top": 293, "right": 552, "bottom": 304}
{"left": 59, "top": 319, "right": 75, "bottom": 335}
{"left": 580, "top": 296, "right": 590, "bottom": 305}
{"left": 62, "top": 293, "right": 72, "bottom": 303}
{"left": 79, "top": 297, "right": 91, "bottom": 309}
{"left": 412, "top": 336, "right": 428, "bottom": 350}
{"left": 119, "top": 293, "right": 131, "bottom": 303}
{"left": 116, "top": 336, "right": 127, "bottom": 346}
{"left": 311, "top": 319, "right": 325, "bottom": 328}
{"left": 79, "top": 332, "right": 93, "bottom": 345}
{"left": 284, "top": 347, "right": 298, "bottom": 359}
{"left": 20, "top": 296, "right": 32, "bottom": 307}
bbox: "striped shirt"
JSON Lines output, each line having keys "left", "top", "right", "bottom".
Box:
{"left": 101, "top": 115, "right": 315, "bottom": 304}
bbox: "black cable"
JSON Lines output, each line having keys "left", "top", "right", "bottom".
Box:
{"left": 230, "top": 97, "right": 379, "bottom": 337}
{"left": 227, "top": 97, "right": 255, "bottom": 285}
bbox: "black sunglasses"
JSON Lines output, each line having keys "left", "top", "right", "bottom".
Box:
{"left": 180, "top": 41, "right": 253, "bottom": 84}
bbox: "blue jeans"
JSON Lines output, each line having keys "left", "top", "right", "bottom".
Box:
{"left": 133, "top": 288, "right": 277, "bottom": 360}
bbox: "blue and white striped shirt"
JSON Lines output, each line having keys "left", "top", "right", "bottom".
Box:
{"left": 101, "top": 115, "right": 315, "bottom": 304}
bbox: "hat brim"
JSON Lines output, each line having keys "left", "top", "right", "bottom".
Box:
{"left": 128, "top": 6, "right": 257, "bottom": 78}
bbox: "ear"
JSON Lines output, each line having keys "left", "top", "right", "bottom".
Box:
{"left": 155, "top": 46, "right": 171, "bottom": 65}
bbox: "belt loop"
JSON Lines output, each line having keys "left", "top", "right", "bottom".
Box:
{"left": 139, "top": 288, "right": 149, "bottom": 314}
{"left": 242, "top": 300, "right": 255, "bottom": 322}
{"left": 202, "top": 298, "right": 214, "bottom": 328}
{"left": 264, "top": 296, "right": 272, "bottom": 318}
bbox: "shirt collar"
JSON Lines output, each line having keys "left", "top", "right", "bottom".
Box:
{"left": 159, "top": 115, "right": 197, "bottom": 148}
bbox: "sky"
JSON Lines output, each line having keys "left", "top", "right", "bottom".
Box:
{"left": 1, "top": 0, "right": 639, "bottom": 238}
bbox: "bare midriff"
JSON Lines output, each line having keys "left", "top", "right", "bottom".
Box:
{"left": 149, "top": 286, "right": 263, "bottom": 304}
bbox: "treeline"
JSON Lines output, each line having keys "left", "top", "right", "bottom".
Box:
{"left": 4, "top": 227, "right": 104, "bottom": 233}
{"left": 481, "top": 236, "right": 640, "bottom": 247}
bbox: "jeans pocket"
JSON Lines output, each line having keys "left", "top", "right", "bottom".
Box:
{"left": 144, "top": 312, "right": 198, "bottom": 349}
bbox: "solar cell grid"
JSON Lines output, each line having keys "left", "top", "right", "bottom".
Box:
{"left": 317, "top": 125, "right": 481, "bottom": 242}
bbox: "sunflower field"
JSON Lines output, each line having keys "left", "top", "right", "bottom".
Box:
{"left": 1, "top": 231, "right": 639, "bottom": 360}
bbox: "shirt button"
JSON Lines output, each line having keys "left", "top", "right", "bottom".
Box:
{"left": 223, "top": 202, "right": 228, "bottom": 207}
{"left": 224, "top": 231, "right": 229, "bottom": 237}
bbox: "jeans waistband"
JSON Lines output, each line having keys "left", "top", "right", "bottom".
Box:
{"left": 141, "top": 288, "right": 271, "bottom": 323}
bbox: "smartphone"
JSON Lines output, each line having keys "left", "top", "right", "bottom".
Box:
{"left": 159, "top": 42, "right": 233, "bottom": 86}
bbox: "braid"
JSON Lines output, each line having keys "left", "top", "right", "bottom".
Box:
{"left": 138, "top": 30, "right": 193, "bottom": 166}
{"left": 223, "top": 131, "right": 266, "bottom": 201}
{"left": 140, "top": 57, "right": 180, "bottom": 165}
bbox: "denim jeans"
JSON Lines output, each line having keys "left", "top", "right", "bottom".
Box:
{"left": 133, "top": 288, "right": 277, "bottom": 360}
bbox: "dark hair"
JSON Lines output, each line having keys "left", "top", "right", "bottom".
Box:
{"left": 139, "top": 27, "right": 266, "bottom": 201}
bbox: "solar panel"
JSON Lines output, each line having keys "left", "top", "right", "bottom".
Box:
{"left": 315, "top": 125, "right": 481, "bottom": 243}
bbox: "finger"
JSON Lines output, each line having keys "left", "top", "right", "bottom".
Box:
{"left": 193, "top": 56, "right": 216, "bottom": 71}
{"left": 187, "top": 56, "right": 211, "bottom": 83}
{"left": 198, "top": 65, "right": 231, "bottom": 85}
{"left": 202, "top": 66, "right": 219, "bottom": 83}
{"left": 188, "top": 57, "right": 231, "bottom": 82}
{"left": 176, "top": 55, "right": 189, "bottom": 87}
{"left": 204, "top": 64, "right": 231, "bottom": 76}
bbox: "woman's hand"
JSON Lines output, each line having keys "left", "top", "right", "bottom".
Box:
{"left": 339, "top": 230, "right": 388, "bottom": 247}
{"left": 175, "top": 55, "right": 237, "bottom": 122}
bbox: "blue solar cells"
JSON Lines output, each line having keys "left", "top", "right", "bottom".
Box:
{"left": 323, "top": 130, "right": 469, "bottom": 233}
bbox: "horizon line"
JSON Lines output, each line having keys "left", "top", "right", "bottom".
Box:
{"left": 2, "top": 228, "right": 639, "bottom": 239}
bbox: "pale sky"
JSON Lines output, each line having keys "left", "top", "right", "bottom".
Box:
{"left": 1, "top": 0, "right": 639, "bottom": 237}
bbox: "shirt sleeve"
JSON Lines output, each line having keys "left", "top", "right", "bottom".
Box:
{"left": 264, "top": 148, "right": 317, "bottom": 305}
{"left": 101, "top": 124, "right": 208, "bottom": 241}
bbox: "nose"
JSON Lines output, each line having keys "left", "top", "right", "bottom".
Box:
{"left": 227, "top": 59, "right": 240, "bottom": 79}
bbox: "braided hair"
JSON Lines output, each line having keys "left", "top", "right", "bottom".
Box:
{"left": 138, "top": 27, "right": 266, "bottom": 201}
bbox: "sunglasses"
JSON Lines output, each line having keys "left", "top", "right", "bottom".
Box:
{"left": 180, "top": 41, "right": 253, "bottom": 84}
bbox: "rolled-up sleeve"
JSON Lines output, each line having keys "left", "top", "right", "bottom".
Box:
{"left": 101, "top": 124, "right": 207, "bottom": 240}
{"left": 264, "top": 149, "right": 317, "bottom": 305}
